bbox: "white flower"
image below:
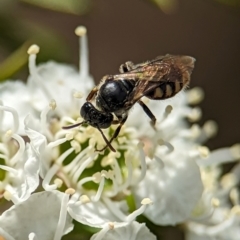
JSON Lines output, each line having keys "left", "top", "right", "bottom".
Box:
{"left": 130, "top": 87, "right": 206, "bottom": 225}
{"left": 184, "top": 145, "right": 240, "bottom": 240}
{"left": 0, "top": 104, "right": 39, "bottom": 204}
{"left": 0, "top": 190, "right": 73, "bottom": 240}
{"left": 90, "top": 221, "right": 156, "bottom": 240}
{"left": 0, "top": 81, "right": 35, "bottom": 135}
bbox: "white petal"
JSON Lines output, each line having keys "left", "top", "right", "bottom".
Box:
{"left": 9, "top": 144, "right": 40, "bottom": 203}
{"left": 91, "top": 222, "right": 156, "bottom": 240}
{"left": 0, "top": 81, "right": 35, "bottom": 134}
{"left": 27, "top": 61, "right": 94, "bottom": 116}
{"left": 0, "top": 191, "right": 73, "bottom": 240}
{"left": 68, "top": 198, "right": 126, "bottom": 228}
{"left": 24, "top": 114, "right": 49, "bottom": 178}
{"left": 133, "top": 154, "right": 203, "bottom": 225}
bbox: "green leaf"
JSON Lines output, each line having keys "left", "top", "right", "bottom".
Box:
{"left": 20, "top": 0, "right": 92, "bottom": 15}
{"left": 0, "top": 42, "right": 29, "bottom": 82}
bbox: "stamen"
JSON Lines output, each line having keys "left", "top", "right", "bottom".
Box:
{"left": 70, "top": 140, "right": 81, "bottom": 153}
{"left": 112, "top": 158, "right": 123, "bottom": 185}
{"left": 220, "top": 173, "right": 237, "bottom": 190}
{"left": 92, "top": 224, "right": 111, "bottom": 240}
{"left": 230, "top": 144, "right": 240, "bottom": 159}
{"left": 92, "top": 175, "right": 105, "bottom": 202}
{"left": 49, "top": 99, "right": 57, "bottom": 110}
{"left": 54, "top": 178, "right": 63, "bottom": 188}
{"left": 0, "top": 165, "right": 18, "bottom": 175}
{"left": 28, "top": 233, "right": 38, "bottom": 240}
{"left": 126, "top": 198, "right": 152, "bottom": 222}
{"left": 136, "top": 142, "right": 147, "bottom": 183}
{"left": 75, "top": 26, "right": 89, "bottom": 77}
{"left": 63, "top": 146, "right": 92, "bottom": 175}
{"left": 3, "top": 190, "right": 12, "bottom": 201}
{"left": 9, "top": 133, "right": 25, "bottom": 166}
{"left": 71, "top": 153, "right": 97, "bottom": 184}
{"left": 29, "top": 233, "right": 38, "bottom": 240}
{"left": 197, "top": 146, "right": 210, "bottom": 158}
{"left": 53, "top": 191, "right": 71, "bottom": 240}
{"left": 154, "top": 155, "right": 165, "bottom": 168}
{"left": 0, "top": 105, "right": 19, "bottom": 133}
{"left": 27, "top": 44, "right": 40, "bottom": 55}
{"left": 211, "top": 198, "right": 220, "bottom": 207}
{"left": 157, "top": 139, "right": 174, "bottom": 153}
{"left": 203, "top": 120, "right": 218, "bottom": 139}
{"left": 65, "top": 188, "right": 76, "bottom": 195}
{"left": 47, "top": 138, "right": 68, "bottom": 149}
{"left": 80, "top": 194, "right": 91, "bottom": 204}
{"left": 162, "top": 105, "right": 173, "bottom": 121}
{"left": 28, "top": 45, "right": 52, "bottom": 101}
{"left": 118, "top": 156, "right": 133, "bottom": 192}
{"left": 40, "top": 101, "right": 56, "bottom": 140}
{"left": 102, "top": 197, "right": 127, "bottom": 221}
{"left": 73, "top": 90, "right": 83, "bottom": 99}
{"left": 77, "top": 177, "right": 94, "bottom": 189}
{"left": 4, "top": 130, "right": 13, "bottom": 141}
{"left": 187, "top": 87, "right": 204, "bottom": 105}
{"left": 187, "top": 107, "right": 202, "bottom": 122}
{"left": 43, "top": 148, "right": 75, "bottom": 190}
{"left": 230, "top": 188, "right": 240, "bottom": 206}
{"left": 198, "top": 145, "right": 240, "bottom": 167}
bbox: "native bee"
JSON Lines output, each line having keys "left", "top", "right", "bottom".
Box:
{"left": 63, "top": 54, "right": 195, "bottom": 152}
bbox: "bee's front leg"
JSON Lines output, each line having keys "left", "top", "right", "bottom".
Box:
{"left": 86, "top": 86, "right": 99, "bottom": 101}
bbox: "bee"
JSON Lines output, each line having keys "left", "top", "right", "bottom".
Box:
{"left": 63, "top": 54, "right": 195, "bottom": 152}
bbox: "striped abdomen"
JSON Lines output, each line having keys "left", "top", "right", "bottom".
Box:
{"left": 145, "top": 81, "right": 184, "bottom": 100}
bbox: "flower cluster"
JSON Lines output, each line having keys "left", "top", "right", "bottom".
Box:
{"left": 0, "top": 26, "right": 239, "bottom": 240}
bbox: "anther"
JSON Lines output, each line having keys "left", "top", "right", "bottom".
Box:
{"left": 27, "top": 44, "right": 40, "bottom": 55}
{"left": 108, "top": 222, "right": 115, "bottom": 230}
{"left": 73, "top": 91, "right": 83, "bottom": 99}
{"left": 230, "top": 144, "right": 240, "bottom": 159}
{"left": 187, "top": 87, "right": 204, "bottom": 105}
{"left": 3, "top": 191, "right": 12, "bottom": 201}
{"left": 65, "top": 188, "right": 76, "bottom": 195}
{"left": 141, "top": 198, "right": 153, "bottom": 205}
{"left": 54, "top": 178, "right": 63, "bottom": 188}
{"left": 211, "top": 198, "right": 220, "bottom": 207}
{"left": 49, "top": 99, "right": 57, "bottom": 110}
{"left": 4, "top": 130, "right": 13, "bottom": 139}
{"left": 203, "top": 120, "right": 218, "bottom": 138}
{"left": 75, "top": 26, "right": 87, "bottom": 36}
{"left": 187, "top": 107, "right": 202, "bottom": 122}
{"left": 197, "top": 146, "right": 210, "bottom": 158}
{"left": 80, "top": 195, "right": 91, "bottom": 204}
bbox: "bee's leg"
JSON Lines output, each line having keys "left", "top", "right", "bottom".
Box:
{"left": 96, "top": 117, "right": 127, "bottom": 152}
{"left": 86, "top": 87, "right": 99, "bottom": 101}
{"left": 138, "top": 100, "right": 156, "bottom": 128}
{"left": 96, "top": 126, "right": 116, "bottom": 152}
{"left": 119, "top": 61, "right": 135, "bottom": 73}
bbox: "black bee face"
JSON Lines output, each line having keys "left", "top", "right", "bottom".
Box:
{"left": 80, "top": 102, "right": 113, "bottom": 129}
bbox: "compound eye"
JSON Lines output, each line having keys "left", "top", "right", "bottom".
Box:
{"left": 98, "top": 113, "right": 113, "bottom": 129}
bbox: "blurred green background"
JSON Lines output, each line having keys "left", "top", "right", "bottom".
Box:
{"left": 0, "top": 0, "right": 240, "bottom": 238}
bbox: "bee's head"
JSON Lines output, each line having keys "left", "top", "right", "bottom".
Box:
{"left": 80, "top": 102, "right": 113, "bottom": 129}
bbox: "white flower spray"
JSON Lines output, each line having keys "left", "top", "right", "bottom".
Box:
{"left": 0, "top": 25, "right": 239, "bottom": 240}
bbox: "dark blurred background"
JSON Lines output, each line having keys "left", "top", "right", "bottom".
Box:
{"left": 0, "top": 0, "right": 239, "bottom": 238}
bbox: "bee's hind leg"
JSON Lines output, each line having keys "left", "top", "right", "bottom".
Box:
{"left": 138, "top": 100, "right": 156, "bottom": 130}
